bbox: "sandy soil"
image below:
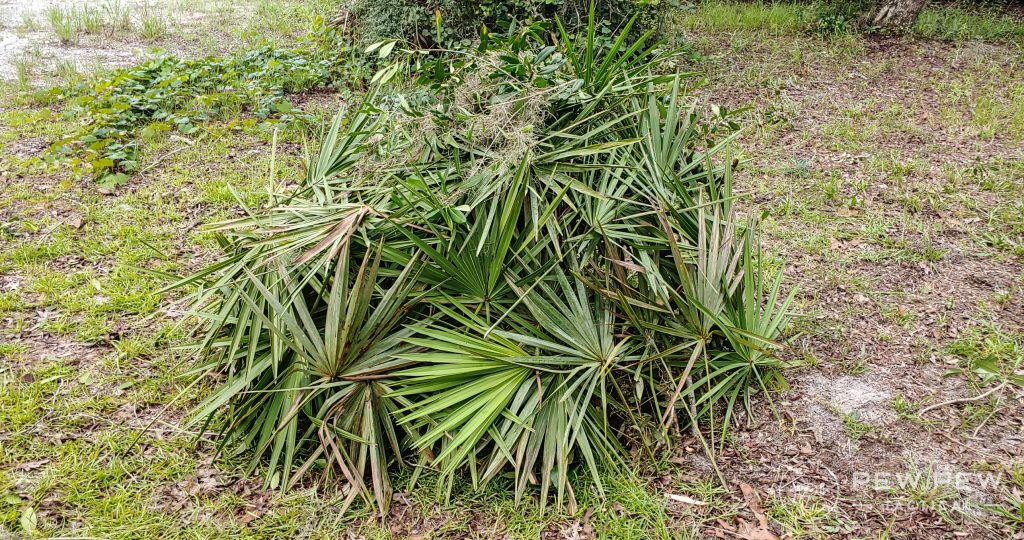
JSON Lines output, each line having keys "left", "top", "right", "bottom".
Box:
{"left": 0, "top": 0, "right": 278, "bottom": 82}
{"left": 1, "top": 0, "right": 138, "bottom": 80}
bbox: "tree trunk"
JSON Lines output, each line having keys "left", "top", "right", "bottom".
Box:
{"left": 865, "top": 0, "right": 927, "bottom": 30}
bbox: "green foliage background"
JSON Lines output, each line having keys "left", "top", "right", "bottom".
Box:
{"left": 349, "top": 0, "right": 665, "bottom": 46}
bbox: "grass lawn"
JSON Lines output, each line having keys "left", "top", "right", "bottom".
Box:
{"left": 1, "top": 1, "right": 1023, "bottom": 538}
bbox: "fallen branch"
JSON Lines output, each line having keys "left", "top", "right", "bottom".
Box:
{"left": 665, "top": 493, "right": 706, "bottom": 505}
{"left": 918, "top": 381, "right": 1008, "bottom": 416}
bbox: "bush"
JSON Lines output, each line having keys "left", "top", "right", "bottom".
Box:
{"left": 172, "top": 14, "right": 793, "bottom": 514}
{"left": 348, "top": 0, "right": 664, "bottom": 46}
{"left": 813, "top": 0, "right": 872, "bottom": 35}
{"left": 47, "top": 21, "right": 353, "bottom": 189}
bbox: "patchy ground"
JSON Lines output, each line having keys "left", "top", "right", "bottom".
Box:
{"left": 0, "top": 0, "right": 325, "bottom": 84}
{"left": 684, "top": 28, "right": 1024, "bottom": 539}
{"left": 1, "top": 2, "right": 1023, "bottom": 539}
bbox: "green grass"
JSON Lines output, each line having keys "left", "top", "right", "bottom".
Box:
{"left": 45, "top": 2, "right": 140, "bottom": 42}
{"left": 45, "top": 5, "right": 82, "bottom": 44}
{"left": 881, "top": 462, "right": 966, "bottom": 525}
{"left": 242, "top": 0, "right": 330, "bottom": 44}
{"left": 80, "top": 6, "right": 105, "bottom": 35}
{"left": 104, "top": 0, "right": 134, "bottom": 33}
{"left": 0, "top": 346, "right": 695, "bottom": 537}
{"left": 13, "top": 57, "right": 33, "bottom": 92}
{"left": 677, "top": 0, "right": 1024, "bottom": 44}
{"left": 948, "top": 324, "right": 1024, "bottom": 389}
{"left": 139, "top": 9, "right": 169, "bottom": 41}
{"left": 16, "top": 12, "right": 41, "bottom": 35}
{"left": 0, "top": 125, "right": 284, "bottom": 328}
{"left": 914, "top": 6, "right": 1024, "bottom": 43}
{"left": 768, "top": 496, "right": 851, "bottom": 538}
{"left": 678, "top": 0, "right": 816, "bottom": 35}
{"left": 0, "top": 116, "right": 342, "bottom": 538}
{"left": 834, "top": 408, "right": 874, "bottom": 440}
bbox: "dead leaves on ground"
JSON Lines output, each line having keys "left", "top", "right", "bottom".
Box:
{"left": 151, "top": 458, "right": 273, "bottom": 528}
{"left": 736, "top": 482, "right": 780, "bottom": 540}
{"left": 708, "top": 482, "right": 781, "bottom": 540}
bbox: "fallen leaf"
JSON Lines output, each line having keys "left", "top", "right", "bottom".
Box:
{"left": 20, "top": 506, "right": 37, "bottom": 532}
{"left": 3, "top": 493, "right": 23, "bottom": 505}
{"left": 735, "top": 517, "right": 779, "bottom": 540}
{"left": 737, "top": 482, "right": 779, "bottom": 540}
{"left": 560, "top": 520, "right": 583, "bottom": 540}
{"left": 15, "top": 460, "right": 49, "bottom": 472}
{"left": 610, "top": 258, "right": 645, "bottom": 273}
{"left": 237, "top": 511, "right": 260, "bottom": 527}
{"left": 581, "top": 507, "right": 594, "bottom": 538}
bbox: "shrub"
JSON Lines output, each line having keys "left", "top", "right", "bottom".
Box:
{"left": 813, "top": 0, "right": 872, "bottom": 35}
{"left": 171, "top": 14, "right": 794, "bottom": 514}
{"left": 48, "top": 22, "right": 352, "bottom": 189}
{"left": 347, "top": 0, "right": 664, "bottom": 46}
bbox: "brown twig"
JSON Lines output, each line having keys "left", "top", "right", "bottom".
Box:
{"left": 918, "top": 381, "right": 1008, "bottom": 416}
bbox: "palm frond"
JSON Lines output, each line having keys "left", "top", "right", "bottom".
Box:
{"left": 172, "top": 8, "right": 795, "bottom": 515}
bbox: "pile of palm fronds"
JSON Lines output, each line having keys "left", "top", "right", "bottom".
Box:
{"left": 170, "top": 12, "right": 794, "bottom": 515}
